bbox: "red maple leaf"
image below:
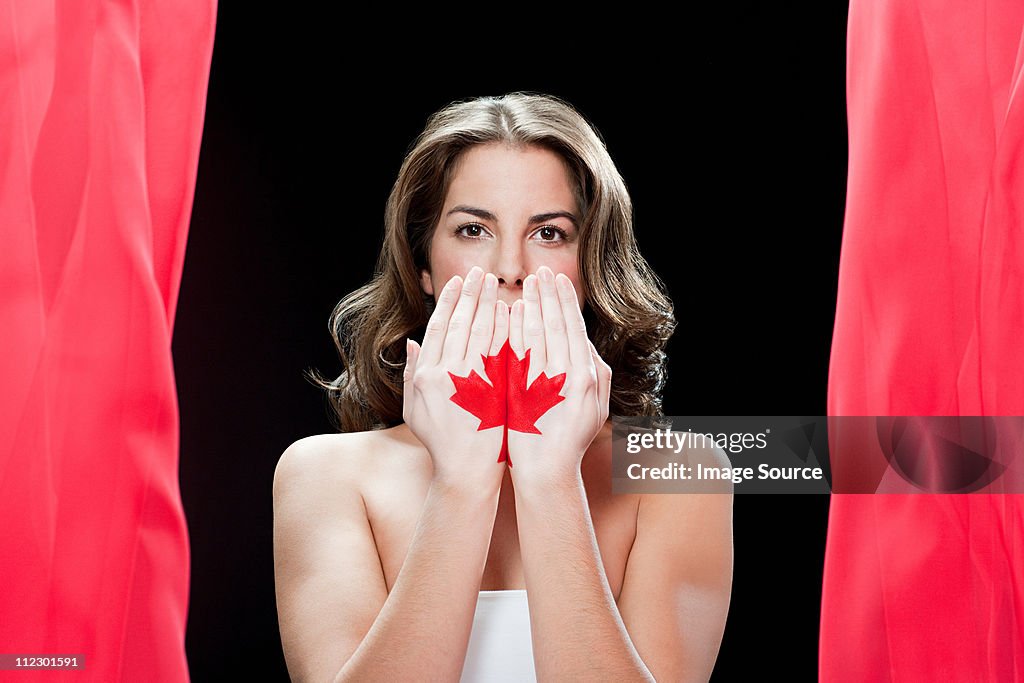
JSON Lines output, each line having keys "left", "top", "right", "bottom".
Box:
{"left": 447, "top": 339, "right": 566, "bottom": 467}
{"left": 448, "top": 341, "right": 508, "bottom": 463}
{"left": 505, "top": 344, "right": 567, "bottom": 436}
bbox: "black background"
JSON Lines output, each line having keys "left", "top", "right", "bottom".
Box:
{"left": 174, "top": 5, "right": 849, "bottom": 680}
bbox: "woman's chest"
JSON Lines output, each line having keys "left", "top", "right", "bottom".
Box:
{"left": 363, "top": 465, "right": 639, "bottom": 599}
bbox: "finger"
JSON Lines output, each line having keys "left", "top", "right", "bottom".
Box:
{"left": 555, "top": 273, "right": 590, "bottom": 368}
{"left": 466, "top": 272, "right": 498, "bottom": 367}
{"left": 537, "top": 266, "right": 569, "bottom": 372}
{"left": 490, "top": 299, "right": 510, "bottom": 356}
{"left": 402, "top": 338, "right": 420, "bottom": 422}
{"left": 404, "top": 338, "right": 420, "bottom": 382}
{"left": 522, "top": 274, "right": 547, "bottom": 382}
{"left": 441, "top": 266, "right": 485, "bottom": 365}
{"left": 509, "top": 299, "right": 525, "bottom": 358}
{"left": 420, "top": 275, "right": 462, "bottom": 368}
{"left": 590, "top": 340, "right": 612, "bottom": 420}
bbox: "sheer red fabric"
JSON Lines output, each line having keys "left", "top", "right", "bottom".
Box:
{"left": 0, "top": 2, "right": 215, "bottom": 680}
{"left": 823, "top": 1, "right": 1024, "bottom": 679}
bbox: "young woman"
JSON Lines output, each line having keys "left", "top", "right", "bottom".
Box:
{"left": 273, "top": 93, "right": 733, "bottom": 682}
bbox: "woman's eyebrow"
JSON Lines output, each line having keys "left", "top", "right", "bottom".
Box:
{"left": 446, "top": 205, "right": 579, "bottom": 227}
{"left": 528, "top": 211, "right": 578, "bottom": 227}
{"left": 447, "top": 205, "right": 496, "bottom": 221}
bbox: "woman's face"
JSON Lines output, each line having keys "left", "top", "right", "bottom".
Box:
{"left": 420, "top": 142, "right": 584, "bottom": 310}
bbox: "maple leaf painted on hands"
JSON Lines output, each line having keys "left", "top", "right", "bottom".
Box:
{"left": 505, "top": 344, "right": 566, "bottom": 436}
{"left": 447, "top": 339, "right": 566, "bottom": 467}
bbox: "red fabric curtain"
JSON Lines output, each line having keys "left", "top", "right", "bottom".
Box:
{"left": 823, "top": 0, "right": 1024, "bottom": 679}
{"left": 0, "top": 2, "right": 215, "bottom": 680}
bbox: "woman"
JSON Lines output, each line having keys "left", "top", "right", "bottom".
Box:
{"left": 273, "top": 93, "right": 733, "bottom": 682}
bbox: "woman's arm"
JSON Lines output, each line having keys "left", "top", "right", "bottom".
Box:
{"left": 273, "top": 434, "right": 502, "bottom": 683}
{"left": 514, "top": 447, "right": 733, "bottom": 682}
{"left": 508, "top": 268, "right": 733, "bottom": 680}
{"left": 274, "top": 269, "right": 513, "bottom": 681}
{"left": 514, "top": 468, "right": 654, "bottom": 681}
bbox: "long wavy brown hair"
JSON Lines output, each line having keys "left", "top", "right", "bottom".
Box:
{"left": 309, "top": 92, "right": 677, "bottom": 433}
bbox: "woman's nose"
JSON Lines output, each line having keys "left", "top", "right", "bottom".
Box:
{"left": 497, "top": 272, "right": 524, "bottom": 290}
{"left": 492, "top": 244, "right": 526, "bottom": 299}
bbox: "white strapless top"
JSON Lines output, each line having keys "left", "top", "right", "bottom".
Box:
{"left": 460, "top": 589, "right": 536, "bottom": 682}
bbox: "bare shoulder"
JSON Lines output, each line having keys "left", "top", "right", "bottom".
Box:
{"left": 683, "top": 434, "right": 734, "bottom": 470}
{"left": 273, "top": 425, "right": 430, "bottom": 503}
{"left": 634, "top": 434, "right": 734, "bottom": 579}
{"left": 271, "top": 425, "right": 433, "bottom": 578}
{"left": 636, "top": 433, "right": 734, "bottom": 523}
{"left": 273, "top": 432, "right": 372, "bottom": 496}
{"left": 611, "top": 423, "right": 733, "bottom": 575}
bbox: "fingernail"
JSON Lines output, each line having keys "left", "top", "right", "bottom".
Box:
{"left": 540, "top": 267, "right": 553, "bottom": 283}
{"left": 484, "top": 273, "right": 497, "bottom": 290}
{"left": 467, "top": 266, "right": 483, "bottom": 283}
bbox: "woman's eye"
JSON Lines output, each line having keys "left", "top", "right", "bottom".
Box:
{"left": 535, "top": 226, "right": 569, "bottom": 242}
{"left": 456, "top": 223, "right": 488, "bottom": 239}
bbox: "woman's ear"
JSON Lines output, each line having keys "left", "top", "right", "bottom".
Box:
{"left": 419, "top": 269, "right": 434, "bottom": 297}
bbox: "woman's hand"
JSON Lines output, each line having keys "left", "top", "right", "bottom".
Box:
{"left": 507, "top": 265, "right": 612, "bottom": 484}
{"left": 404, "top": 266, "right": 510, "bottom": 492}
